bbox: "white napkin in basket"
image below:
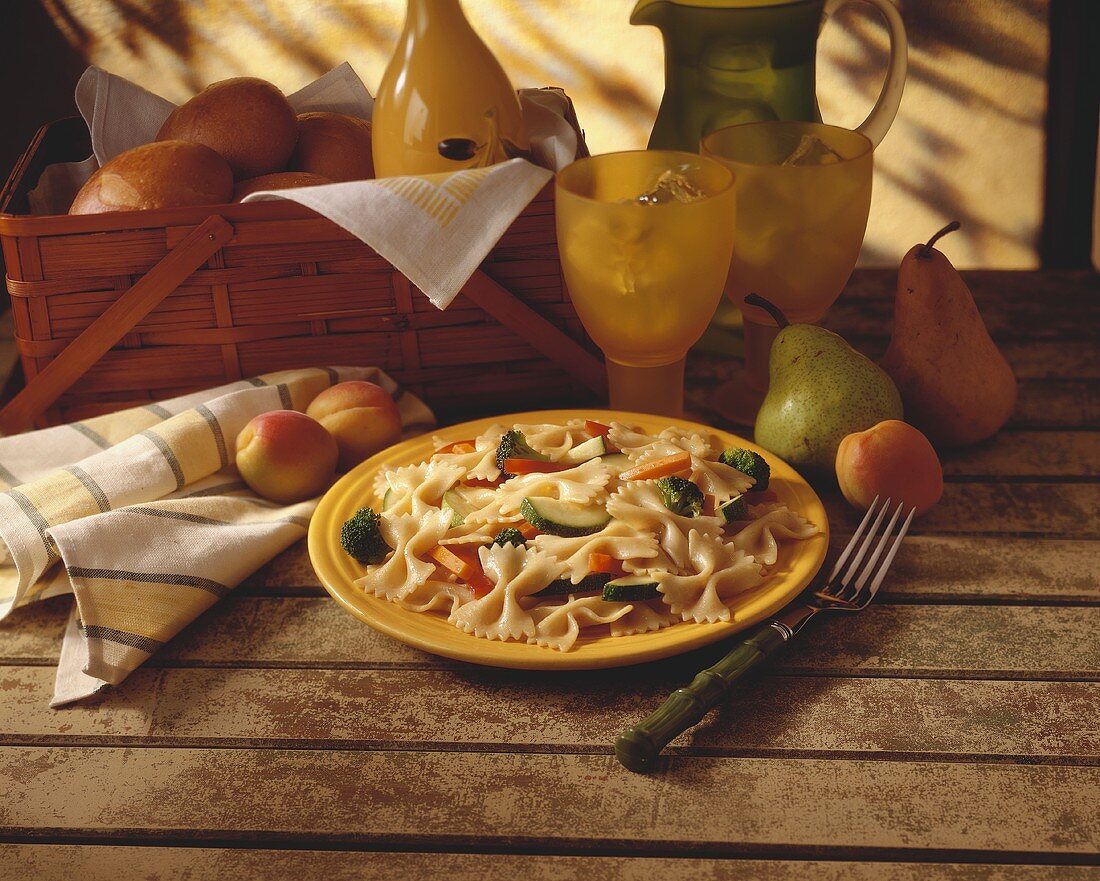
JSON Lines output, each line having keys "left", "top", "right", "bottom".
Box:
{"left": 29, "top": 64, "right": 579, "bottom": 309}
{"left": 0, "top": 367, "right": 434, "bottom": 707}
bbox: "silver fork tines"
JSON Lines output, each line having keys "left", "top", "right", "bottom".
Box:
{"left": 816, "top": 498, "right": 915, "bottom": 610}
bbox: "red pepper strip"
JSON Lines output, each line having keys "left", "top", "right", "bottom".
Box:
{"left": 466, "top": 573, "right": 495, "bottom": 598}
{"left": 584, "top": 420, "right": 620, "bottom": 452}
{"left": 518, "top": 522, "right": 541, "bottom": 539}
{"left": 464, "top": 477, "right": 504, "bottom": 488}
{"left": 588, "top": 552, "right": 625, "bottom": 576}
{"left": 702, "top": 494, "right": 717, "bottom": 517}
{"left": 435, "top": 439, "right": 477, "bottom": 454}
{"left": 502, "top": 458, "right": 572, "bottom": 475}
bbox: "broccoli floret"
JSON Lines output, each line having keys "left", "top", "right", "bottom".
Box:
{"left": 492, "top": 527, "right": 526, "bottom": 547}
{"left": 655, "top": 475, "right": 704, "bottom": 518}
{"left": 719, "top": 448, "right": 770, "bottom": 491}
{"left": 340, "top": 507, "right": 392, "bottom": 564}
{"left": 496, "top": 429, "right": 548, "bottom": 477}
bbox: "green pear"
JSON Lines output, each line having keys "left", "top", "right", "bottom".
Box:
{"left": 750, "top": 295, "right": 903, "bottom": 476}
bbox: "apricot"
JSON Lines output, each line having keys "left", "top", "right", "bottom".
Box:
{"left": 306, "top": 381, "right": 401, "bottom": 471}
{"left": 235, "top": 410, "right": 338, "bottom": 503}
{"left": 835, "top": 420, "right": 943, "bottom": 515}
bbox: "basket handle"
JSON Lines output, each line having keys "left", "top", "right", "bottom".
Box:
{"left": 462, "top": 270, "right": 608, "bottom": 397}
{"left": 0, "top": 214, "right": 235, "bottom": 434}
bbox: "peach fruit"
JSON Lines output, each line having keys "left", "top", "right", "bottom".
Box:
{"left": 835, "top": 419, "right": 943, "bottom": 515}
{"left": 235, "top": 410, "right": 338, "bottom": 503}
{"left": 306, "top": 381, "right": 402, "bottom": 471}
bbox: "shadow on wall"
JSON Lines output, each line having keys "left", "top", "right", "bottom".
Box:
{"left": 822, "top": 0, "right": 1047, "bottom": 264}
{"left": 42, "top": 0, "right": 1048, "bottom": 267}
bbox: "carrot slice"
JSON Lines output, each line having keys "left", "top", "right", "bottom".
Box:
{"left": 702, "top": 494, "right": 717, "bottom": 517}
{"left": 619, "top": 451, "right": 692, "bottom": 481}
{"left": 585, "top": 420, "right": 612, "bottom": 438}
{"left": 502, "top": 458, "right": 572, "bottom": 475}
{"left": 518, "top": 522, "right": 541, "bottom": 539}
{"left": 435, "top": 439, "right": 477, "bottom": 454}
{"left": 588, "top": 552, "right": 625, "bottom": 576}
{"left": 429, "top": 545, "right": 479, "bottom": 581}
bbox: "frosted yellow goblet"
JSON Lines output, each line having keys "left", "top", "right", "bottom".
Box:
{"left": 556, "top": 150, "right": 736, "bottom": 417}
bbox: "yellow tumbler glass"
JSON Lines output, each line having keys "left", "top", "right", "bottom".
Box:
{"left": 556, "top": 150, "right": 736, "bottom": 417}
{"left": 701, "top": 121, "right": 873, "bottom": 421}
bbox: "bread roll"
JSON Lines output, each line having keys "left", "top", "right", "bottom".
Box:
{"left": 233, "top": 171, "right": 331, "bottom": 201}
{"left": 69, "top": 140, "right": 233, "bottom": 215}
{"left": 290, "top": 112, "right": 374, "bottom": 182}
{"left": 157, "top": 77, "right": 298, "bottom": 179}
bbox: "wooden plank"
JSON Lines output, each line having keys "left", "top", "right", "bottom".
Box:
{"left": 2, "top": 666, "right": 1095, "bottom": 760}
{"left": 821, "top": 484, "right": 1100, "bottom": 538}
{"left": 938, "top": 431, "right": 1100, "bottom": 478}
{"left": 3, "top": 595, "right": 1094, "bottom": 677}
{"left": 2, "top": 846, "right": 1095, "bottom": 881}
{"left": 841, "top": 269, "right": 1099, "bottom": 304}
{"left": 0, "top": 747, "right": 1096, "bottom": 858}
{"left": 825, "top": 284, "right": 1099, "bottom": 341}
{"left": 1012, "top": 381, "right": 1098, "bottom": 429}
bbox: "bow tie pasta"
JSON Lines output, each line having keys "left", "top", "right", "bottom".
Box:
{"left": 343, "top": 419, "right": 820, "bottom": 650}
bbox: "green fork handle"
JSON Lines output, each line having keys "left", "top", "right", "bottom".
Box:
{"left": 615, "top": 622, "right": 790, "bottom": 773}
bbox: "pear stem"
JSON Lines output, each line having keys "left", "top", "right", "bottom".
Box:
{"left": 743, "top": 293, "right": 789, "bottom": 329}
{"left": 920, "top": 221, "right": 961, "bottom": 259}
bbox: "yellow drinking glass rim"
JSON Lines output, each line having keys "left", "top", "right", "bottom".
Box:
{"left": 633, "top": 0, "right": 821, "bottom": 12}
{"left": 556, "top": 149, "right": 736, "bottom": 206}
{"left": 702, "top": 120, "right": 874, "bottom": 168}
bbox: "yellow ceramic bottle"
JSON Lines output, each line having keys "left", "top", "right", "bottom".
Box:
{"left": 372, "top": 0, "right": 529, "bottom": 177}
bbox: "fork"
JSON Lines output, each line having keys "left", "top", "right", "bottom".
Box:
{"left": 615, "top": 496, "right": 915, "bottom": 773}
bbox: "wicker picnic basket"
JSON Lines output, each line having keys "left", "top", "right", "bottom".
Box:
{"left": 0, "top": 115, "right": 605, "bottom": 432}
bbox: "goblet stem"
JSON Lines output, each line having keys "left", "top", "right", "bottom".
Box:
{"left": 606, "top": 357, "right": 686, "bottom": 418}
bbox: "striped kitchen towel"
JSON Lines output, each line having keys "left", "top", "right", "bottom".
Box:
{"left": 0, "top": 366, "right": 433, "bottom": 706}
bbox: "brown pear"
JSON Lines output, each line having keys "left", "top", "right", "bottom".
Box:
{"left": 881, "top": 222, "right": 1017, "bottom": 447}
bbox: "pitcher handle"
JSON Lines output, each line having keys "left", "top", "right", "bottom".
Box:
{"left": 823, "top": 0, "right": 907, "bottom": 147}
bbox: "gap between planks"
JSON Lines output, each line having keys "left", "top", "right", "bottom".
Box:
{"left": 0, "top": 835, "right": 1097, "bottom": 869}
{"left": 2, "top": 846, "right": 1099, "bottom": 881}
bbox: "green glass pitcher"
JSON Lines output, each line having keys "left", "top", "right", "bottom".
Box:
{"left": 632, "top": 0, "right": 907, "bottom": 151}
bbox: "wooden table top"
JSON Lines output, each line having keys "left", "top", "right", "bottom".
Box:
{"left": 0, "top": 269, "right": 1097, "bottom": 879}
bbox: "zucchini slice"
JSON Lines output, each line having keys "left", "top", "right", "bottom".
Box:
{"left": 519, "top": 497, "right": 611, "bottom": 537}
{"left": 562, "top": 435, "right": 607, "bottom": 464}
{"left": 441, "top": 486, "right": 494, "bottom": 527}
{"left": 599, "top": 452, "right": 631, "bottom": 474}
{"left": 602, "top": 575, "right": 661, "bottom": 602}
{"left": 532, "top": 572, "right": 613, "bottom": 597}
{"left": 381, "top": 488, "right": 395, "bottom": 511}
{"left": 718, "top": 493, "right": 748, "bottom": 523}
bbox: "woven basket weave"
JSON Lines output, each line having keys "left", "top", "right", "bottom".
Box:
{"left": 0, "top": 117, "right": 604, "bottom": 431}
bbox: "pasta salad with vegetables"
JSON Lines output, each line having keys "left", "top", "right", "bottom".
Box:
{"left": 339, "top": 419, "right": 819, "bottom": 652}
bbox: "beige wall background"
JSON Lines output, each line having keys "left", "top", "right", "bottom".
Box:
{"left": 45, "top": 0, "right": 1049, "bottom": 268}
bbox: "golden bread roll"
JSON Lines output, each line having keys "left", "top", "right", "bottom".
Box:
{"left": 69, "top": 140, "right": 233, "bottom": 215}
{"left": 290, "top": 112, "right": 375, "bottom": 181}
{"left": 157, "top": 77, "right": 298, "bottom": 179}
{"left": 233, "top": 171, "right": 331, "bottom": 201}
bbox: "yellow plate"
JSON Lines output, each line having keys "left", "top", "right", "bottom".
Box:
{"left": 308, "top": 409, "right": 829, "bottom": 670}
